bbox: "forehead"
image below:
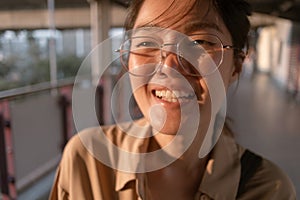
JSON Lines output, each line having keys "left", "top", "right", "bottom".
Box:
{"left": 133, "top": 0, "right": 229, "bottom": 36}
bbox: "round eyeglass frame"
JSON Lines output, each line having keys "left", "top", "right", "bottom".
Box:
{"left": 116, "top": 32, "right": 236, "bottom": 77}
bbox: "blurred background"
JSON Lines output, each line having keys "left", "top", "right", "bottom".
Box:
{"left": 0, "top": 0, "right": 299, "bottom": 199}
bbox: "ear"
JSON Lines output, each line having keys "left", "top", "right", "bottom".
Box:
{"left": 229, "top": 68, "right": 239, "bottom": 84}
{"left": 229, "top": 52, "right": 245, "bottom": 84}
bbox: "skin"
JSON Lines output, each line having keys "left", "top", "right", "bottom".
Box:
{"left": 128, "top": 0, "right": 240, "bottom": 199}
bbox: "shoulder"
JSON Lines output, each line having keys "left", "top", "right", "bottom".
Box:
{"left": 62, "top": 127, "right": 100, "bottom": 158}
{"left": 50, "top": 126, "right": 122, "bottom": 199}
{"left": 240, "top": 153, "right": 296, "bottom": 199}
{"left": 222, "top": 126, "right": 296, "bottom": 199}
{"left": 57, "top": 127, "right": 102, "bottom": 177}
{"left": 61, "top": 118, "right": 150, "bottom": 164}
{"left": 61, "top": 124, "right": 120, "bottom": 162}
{"left": 55, "top": 125, "right": 119, "bottom": 187}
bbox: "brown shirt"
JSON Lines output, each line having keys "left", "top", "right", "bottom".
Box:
{"left": 49, "top": 119, "right": 296, "bottom": 200}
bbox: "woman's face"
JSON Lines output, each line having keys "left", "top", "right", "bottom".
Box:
{"left": 128, "top": 0, "right": 238, "bottom": 135}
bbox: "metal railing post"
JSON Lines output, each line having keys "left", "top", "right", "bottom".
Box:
{"left": 58, "top": 95, "right": 70, "bottom": 151}
{"left": 0, "top": 113, "right": 9, "bottom": 198}
{"left": 96, "top": 85, "right": 104, "bottom": 125}
{"left": 0, "top": 113, "right": 11, "bottom": 200}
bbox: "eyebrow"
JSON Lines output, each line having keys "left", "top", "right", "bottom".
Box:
{"left": 131, "top": 24, "right": 163, "bottom": 35}
{"left": 133, "top": 22, "right": 223, "bottom": 35}
{"left": 134, "top": 24, "right": 160, "bottom": 31}
{"left": 184, "top": 21, "right": 223, "bottom": 34}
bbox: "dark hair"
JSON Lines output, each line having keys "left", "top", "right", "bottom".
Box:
{"left": 213, "top": 0, "right": 252, "bottom": 52}
{"left": 124, "top": 0, "right": 144, "bottom": 31}
{"left": 124, "top": 0, "right": 252, "bottom": 60}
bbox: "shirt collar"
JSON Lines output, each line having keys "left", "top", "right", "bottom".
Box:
{"left": 115, "top": 118, "right": 151, "bottom": 191}
{"left": 198, "top": 130, "right": 243, "bottom": 199}
{"left": 115, "top": 121, "right": 243, "bottom": 199}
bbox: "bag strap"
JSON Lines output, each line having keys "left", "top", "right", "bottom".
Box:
{"left": 236, "top": 149, "right": 262, "bottom": 198}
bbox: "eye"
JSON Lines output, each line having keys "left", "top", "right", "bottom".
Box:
{"left": 135, "top": 41, "right": 158, "bottom": 48}
{"left": 131, "top": 37, "right": 159, "bottom": 49}
{"left": 130, "top": 38, "right": 160, "bottom": 55}
{"left": 192, "top": 39, "right": 216, "bottom": 47}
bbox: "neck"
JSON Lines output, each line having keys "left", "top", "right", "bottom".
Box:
{"left": 151, "top": 127, "right": 208, "bottom": 171}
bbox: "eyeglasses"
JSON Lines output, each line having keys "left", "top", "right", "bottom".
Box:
{"left": 116, "top": 31, "right": 236, "bottom": 77}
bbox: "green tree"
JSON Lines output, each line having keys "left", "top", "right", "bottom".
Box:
{"left": 57, "top": 54, "right": 82, "bottom": 79}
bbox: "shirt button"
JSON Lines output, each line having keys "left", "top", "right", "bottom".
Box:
{"left": 200, "top": 194, "right": 210, "bottom": 200}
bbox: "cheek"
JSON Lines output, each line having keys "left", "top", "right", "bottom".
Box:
{"left": 133, "top": 87, "right": 147, "bottom": 105}
{"left": 197, "top": 78, "right": 211, "bottom": 108}
{"left": 132, "top": 87, "right": 152, "bottom": 125}
{"left": 218, "top": 54, "right": 235, "bottom": 89}
{"left": 128, "top": 55, "right": 157, "bottom": 74}
{"left": 131, "top": 80, "right": 149, "bottom": 113}
{"left": 130, "top": 76, "right": 153, "bottom": 120}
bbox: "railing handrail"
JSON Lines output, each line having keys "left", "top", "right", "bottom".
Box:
{"left": 0, "top": 76, "right": 91, "bottom": 100}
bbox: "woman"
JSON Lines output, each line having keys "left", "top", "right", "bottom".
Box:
{"left": 50, "top": 0, "right": 296, "bottom": 199}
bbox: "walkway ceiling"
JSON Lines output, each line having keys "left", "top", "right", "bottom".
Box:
{"left": 0, "top": 0, "right": 299, "bottom": 22}
{"left": 114, "top": 0, "right": 300, "bottom": 22}
{"left": 0, "top": 0, "right": 129, "bottom": 10}
{"left": 118, "top": 0, "right": 300, "bottom": 22}
{"left": 249, "top": 0, "right": 300, "bottom": 22}
{"left": 0, "top": 0, "right": 89, "bottom": 10}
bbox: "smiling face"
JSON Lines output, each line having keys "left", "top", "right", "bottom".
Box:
{"left": 128, "top": 0, "right": 238, "bottom": 135}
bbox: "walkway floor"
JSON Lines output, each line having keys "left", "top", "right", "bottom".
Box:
{"left": 227, "top": 72, "right": 300, "bottom": 196}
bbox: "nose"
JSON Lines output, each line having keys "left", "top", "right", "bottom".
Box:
{"left": 158, "top": 47, "right": 183, "bottom": 76}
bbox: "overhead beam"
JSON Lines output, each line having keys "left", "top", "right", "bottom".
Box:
{"left": 0, "top": 5, "right": 126, "bottom": 30}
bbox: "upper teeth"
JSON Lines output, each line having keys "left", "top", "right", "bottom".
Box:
{"left": 155, "top": 90, "right": 194, "bottom": 102}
